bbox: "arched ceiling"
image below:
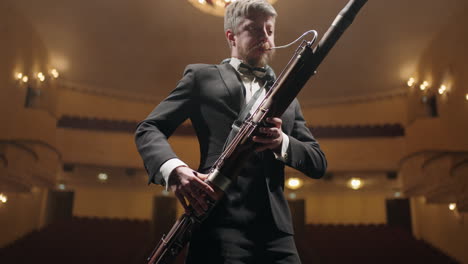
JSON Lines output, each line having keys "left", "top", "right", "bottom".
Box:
{"left": 10, "top": 0, "right": 467, "bottom": 105}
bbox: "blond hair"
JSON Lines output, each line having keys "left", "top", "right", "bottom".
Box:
{"left": 224, "top": 0, "right": 277, "bottom": 34}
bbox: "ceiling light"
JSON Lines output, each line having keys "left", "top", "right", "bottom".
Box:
{"left": 347, "top": 177, "right": 363, "bottom": 190}
{"left": 188, "top": 0, "right": 278, "bottom": 17}
{"left": 449, "top": 203, "right": 456, "bottom": 211}
{"left": 286, "top": 177, "right": 303, "bottom": 190}
{"left": 98, "top": 173, "right": 108, "bottom": 182}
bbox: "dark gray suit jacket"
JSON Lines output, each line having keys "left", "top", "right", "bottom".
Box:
{"left": 135, "top": 62, "right": 327, "bottom": 234}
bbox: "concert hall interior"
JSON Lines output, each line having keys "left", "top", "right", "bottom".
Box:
{"left": 1, "top": 0, "right": 467, "bottom": 263}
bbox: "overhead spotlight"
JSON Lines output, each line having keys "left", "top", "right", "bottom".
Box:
{"left": 286, "top": 177, "right": 303, "bottom": 190}
{"left": 407, "top": 77, "right": 415, "bottom": 87}
{"left": 347, "top": 177, "right": 363, "bottom": 190}
{"left": 449, "top": 203, "right": 456, "bottom": 211}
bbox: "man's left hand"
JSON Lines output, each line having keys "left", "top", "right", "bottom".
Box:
{"left": 252, "top": 117, "right": 283, "bottom": 153}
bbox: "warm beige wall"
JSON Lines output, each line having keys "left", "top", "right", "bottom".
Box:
{"left": 405, "top": 5, "right": 468, "bottom": 153}
{"left": 411, "top": 197, "right": 468, "bottom": 264}
{"left": 0, "top": 0, "right": 58, "bottom": 146}
{"left": 70, "top": 184, "right": 388, "bottom": 225}
{"left": 304, "top": 191, "right": 387, "bottom": 224}
{"left": 0, "top": 188, "right": 49, "bottom": 247}
{"left": 57, "top": 89, "right": 156, "bottom": 121}
{"left": 72, "top": 185, "right": 157, "bottom": 220}
{"left": 302, "top": 95, "right": 407, "bottom": 126}
{"left": 320, "top": 137, "right": 406, "bottom": 172}
{"left": 405, "top": 7, "right": 468, "bottom": 264}
{"left": 0, "top": 0, "right": 60, "bottom": 247}
{"left": 57, "top": 128, "right": 200, "bottom": 169}
{"left": 72, "top": 185, "right": 185, "bottom": 220}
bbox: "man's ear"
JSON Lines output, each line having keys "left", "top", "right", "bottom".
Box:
{"left": 225, "top": 29, "right": 236, "bottom": 47}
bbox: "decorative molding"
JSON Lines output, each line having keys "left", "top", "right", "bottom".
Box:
{"left": 311, "top": 124, "right": 404, "bottom": 138}
{"left": 303, "top": 88, "right": 408, "bottom": 107}
{"left": 57, "top": 115, "right": 405, "bottom": 139}
{"left": 59, "top": 79, "right": 408, "bottom": 107}
{"left": 398, "top": 150, "right": 468, "bottom": 167}
{"left": 0, "top": 140, "right": 39, "bottom": 161}
{"left": 2, "top": 139, "right": 63, "bottom": 162}
{"left": 59, "top": 80, "right": 163, "bottom": 104}
{"left": 450, "top": 159, "right": 468, "bottom": 176}
{"left": 57, "top": 116, "right": 141, "bottom": 133}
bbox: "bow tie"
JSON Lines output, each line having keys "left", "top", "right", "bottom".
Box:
{"left": 238, "top": 62, "right": 269, "bottom": 80}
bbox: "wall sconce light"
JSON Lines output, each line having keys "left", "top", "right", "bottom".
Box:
{"left": 15, "top": 69, "right": 60, "bottom": 108}
{"left": 449, "top": 203, "right": 456, "bottom": 211}
{"left": 0, "top": 193, "right": 7, "bottom": 204}
{"left": 438, "top": 84, "right": 447, "bottom": 95}
{"left": 50, "top": 69, "right": 59, "bottom": 79}
{"left": 419, "top": 81, "right": 429, "bottom": 91}
{"left": 15, "top": 72, "right": 29, "bottom": 83}
{"left": 465, "top": 93, "right": 468, "bottom": 101}
{"left": 407, "top": 77, "right": 416, "bottom": 87}
{"left": 37, "top": 72, "right": 45, "bottom": 82}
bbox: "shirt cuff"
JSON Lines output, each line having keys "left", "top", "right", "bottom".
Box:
{"left": 158, "top": 158, "right": 188, "bottom": 191}
{"left": 273, "top": 132, "right": 289, "bottom": 162}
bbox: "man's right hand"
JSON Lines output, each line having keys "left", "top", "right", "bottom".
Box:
{"left": 168, "top": 166, "right": 218, "bottom": 216}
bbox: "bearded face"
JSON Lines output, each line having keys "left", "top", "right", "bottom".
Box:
{"left": 231, "top": 14, "right": 276, "bottom": 67}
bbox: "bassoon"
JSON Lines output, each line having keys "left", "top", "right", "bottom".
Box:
{"left": 147, "top": 0, "right": 368, "bottom": 263}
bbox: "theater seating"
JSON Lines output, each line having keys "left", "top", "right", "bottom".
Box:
{"left": 0, "top": 219, "right": 458, "bottom": 263}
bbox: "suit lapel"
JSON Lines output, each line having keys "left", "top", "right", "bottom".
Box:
{"left": 217, "top": 63, "right": 245, "bottom": 114}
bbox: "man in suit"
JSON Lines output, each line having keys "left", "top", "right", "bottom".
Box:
{"left": 135, "top": 0, "right": 327, "bottom": 263}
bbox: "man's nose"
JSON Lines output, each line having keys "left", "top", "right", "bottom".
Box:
{"left": 259, "top": 25, "right": 268, "bottom": 40}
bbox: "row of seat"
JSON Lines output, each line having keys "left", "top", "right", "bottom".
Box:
{"left": 0, "top": 218, "right": 459, "bottom": 264}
